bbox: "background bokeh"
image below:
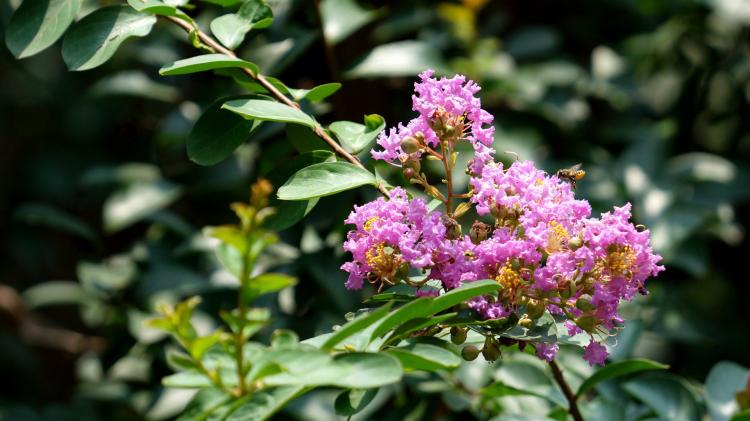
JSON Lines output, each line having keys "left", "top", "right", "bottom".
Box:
{"left": 1, "top": 0, "right": 749, "bottom": 419}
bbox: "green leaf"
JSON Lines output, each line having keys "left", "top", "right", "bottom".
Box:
{"left": 62, "top": 6, "right": 157, "bottom": 71}
{"left": 126, "top": 0, "right": 191, "bottom": 21}
{"left": 345, "top": 41, "right": 448, "bottom": 79}
{"left": 298, "top": 82, "right": 342, "bottom": 102}
{"left": 334, "top": 389, "right": 377, "bottom": 416}
{"left": 188, "top": 97, "right": 262, "bottom": 166}
{"left": 386, "top": 341, "right": 461, "bottom": 371}
{"left": 277, "top": 162, "right": 376, "bottom": 200}
{"left": 321, "top": 303, "right": 393, "bottom": 350}
{"left": 160, "top": 54, "right": 259, "bottom": 76}
{"left": 263, "top": 150, "right": 336, "bottom": 231}
{"left": 14, "top": 203, "right": 97, "bottom": 243}
{"left": 705, "top": 361, "right": 750, "bottom": 421}
{"left": 245, "top": 273, "right": 297, "bottom": 303}
{"left": 623, "top": 373, "right": 702, "bottom": 421}
{"left": 319, "top": 0, "right": 378, "bottom": 44}
{"left": 210, "top": 0, "right": 273, "bottom": 50}
{"left": 224, "top": 386, "right": 309, "bottom": 421}
{"left": 494, "top": 352, "right": 567, "bottom": 407}
{"left": 263, "top": 352, "right": 402, "bottom": 389}
{"left": 576, "top": 359, "right": 669, "bottom": 398}
{"left": 285, "top": 125, "right": 331, "bottom": 154}
{"left": 330, "top": 114, "right": 385, "bottom": 154}
{"left": 222, "top": 99, "right": 315, "bottom": 127}
{"left": 369, "top": 280, "right": 498, "bottom": 342}
{"left": 103, "top": 180, "right": 181, "bottom": 233}
{"left": 78, "top": 255, "right": 136, "bottom": 294}
{"left": 22, "top": 281, "right": 92, "bottom": 308}
{"left": 5, "top": 0, "right": 82, "bottom": 58}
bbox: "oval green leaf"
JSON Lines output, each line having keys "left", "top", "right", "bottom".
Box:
{"left": 576, "top": 358, "right": 669, "bottom": 397}
{"left": 62, "top": 6, "right": 156, "bottom": 71}
{"left": 222, "top": 99, "right": 315, "bottom": 127}
{"left": 330, "top": 114, "right": 385, "bottom": 154}
{"left": 188, "top": 97, "right": 262, "bottom": 166}
{"left": 210, "top": 0, "right": 273, "bottom": 50}
{"left": 5, "top": 0, "right": 82, "bottom": 58}
{"left": 276, "top": 162, "right": 376, "bottom": 200}
{"left": 160, "top": 53, "right": 259, "bottom": 76}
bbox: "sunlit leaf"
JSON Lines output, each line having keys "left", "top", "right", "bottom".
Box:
{"left": 277, "top": 162, "right": 376, "bottom": 200}
{"left": 62, "top": 6, "right": 157, "bottom": 71}
{"left": 5, "top": 0, "right": 82, "bottom": 58}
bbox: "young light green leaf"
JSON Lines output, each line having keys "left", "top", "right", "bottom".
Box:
{"left": 188, "top": 97, "right": 262, "bottom": 166}
{"left": 330, "top": 114, "right": 385, "bottom": 154}
{"left": 210, "top": 0, "right": 273, "bottom": 50}
{"left": 245, "top": 273, "right": 297, "bottom": 303}
{"left": 277, "top": 162, "right": 376, "bottom": 200}
{"left": 321, "top": 303, "right": 393, "bottom": 350}
{"left": 62, "top": 6, "right": 157, "bottom": 71}
{"left": 160, "top": 54, "right": 259, "bottom": 76}
{"left": 5, "top": 0, "right": 82, "bottom": 58}
{"left": 577, "top": 359, "right": 669, "bottom": 398}
{"left": 222, "top": 99, "right": 315, "bottom": 127}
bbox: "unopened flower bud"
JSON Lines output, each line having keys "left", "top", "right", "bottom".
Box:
{"left": 517, "top": 340, "right": 527, "bottom": 352}
{"left": 450, "top": 327, "right": 467, "bottom": 345}
{"left": 575, "top": 315, "right": 596, "bottom": 333}
{"left": 441, "top": 215, "right": 462, "bottom": 240}
{"left": 403, "top": 167, "right": 416, "bottom": 180}
{"left": 510, "top": 258, "right": 521, "bottom": 271}
{"left": 401, "top": 136, "right": 420, "bottom": 153}
{"left": 575, "top": 294, "right": 595, "bottom": 312}
{"left": 470, "top": 221, "right": 490, "bottom": 244}
{"left": 568, "top": 236, "right": 583, "bottom": 250}
{"left": 491, "top": 205, "right": 507, "bottom": 220}
{"left": 526, "top": 299, "right": 545, "bottom": 319}
{"left": 461, "top": 345, "right": 480, "bottom": 361}
{"left": 482, "top": 338, "right": 501, "bottom": 362}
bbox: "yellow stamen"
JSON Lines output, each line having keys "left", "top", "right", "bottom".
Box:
{"left": 547, "top": 221, "right": 570, "bottom": 253}
{"left": 364, "top": 216, "right": 380, "bottom": 232}
{"left": 495, "top": 262, "right": 523, "bottom": 290}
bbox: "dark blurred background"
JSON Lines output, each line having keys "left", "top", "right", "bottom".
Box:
{"left": 1, "top": 0, "right": 749, "bottom": 419}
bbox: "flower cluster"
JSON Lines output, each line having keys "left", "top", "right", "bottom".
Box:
{"left": 344, "top": 71, "right": 664, "bottom": 366}
{"left": 372, "top": 70, "right": 495, "bottom": 175}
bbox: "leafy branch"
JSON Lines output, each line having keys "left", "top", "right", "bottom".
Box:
{"left": 163, "top": 15, "right": 391, "bottom": 198}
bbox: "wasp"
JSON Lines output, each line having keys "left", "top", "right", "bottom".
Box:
{"left": 556, "top": 163, "right": 586, "bottom": 189}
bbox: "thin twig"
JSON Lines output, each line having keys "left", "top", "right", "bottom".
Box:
{"left": 549, "top": 360, "right": 584, "bottom": 421}
{"left": 163, "top": 16, "right": 390, "bottom": 198}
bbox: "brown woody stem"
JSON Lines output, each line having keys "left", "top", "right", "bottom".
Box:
{"left": 549, "top": 359, "right": 584, "bottom": 421}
